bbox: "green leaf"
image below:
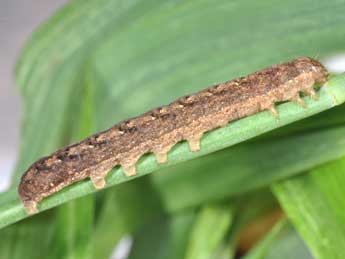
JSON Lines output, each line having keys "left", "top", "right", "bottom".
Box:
{"left": 128, "top": 210, "right": 196, "bottom": 259}
{"left": 51, "top": 196, "right": 94, "bottom": 259}
{"left": 153, "top": 117, "right": 345, "bottom": 212}
{"left": 93, "top": 177, "right": 164, "bottom": 259}
{"left": 205, "top": 191, "right": 279, "bottom": 259}
{"left": 184, "top": 204, "right": 234, "bottom": 259}
{"left": 273, "top": 158, "right": 345, "bottom": 259}
{"left": 0, "top": 213, "right": 55, "bottom": 259}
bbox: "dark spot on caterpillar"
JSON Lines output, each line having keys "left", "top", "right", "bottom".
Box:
{"left": 160, "top": 112, "right": 177, "bottom": 120}
{"left": 150, "top": 107, "right": 175, "bottom": 120}
{"left": 119, "top": 122, "right": 137, "bottom": 134}
{"left": 95, "top": 139, "right": 108, "bottom": 146}
{"left": 32, "top": 157, "right": 52, "bottom": 173}
{"left": 89, "top": 139, "right": 110, "bottom": 147}
{"left": 148, "top": 111, "right": 159, "bottom": 120}
{"left": 56, "top": 152, "right": 68, "bottom": 161}
{"left": 67, "top": 153, "right": 83, "bottom": 161}
{"left": 24, "top": 179, "right": 33, "bottom": 184}
{"left": 86, "top": 139, "right": 94, "bottom": 146}
{"left": 35, "top": 163, "right": 48, "bottom": 171}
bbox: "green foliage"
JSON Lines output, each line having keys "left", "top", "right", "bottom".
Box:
{"left": 1, "top": 0, "right": 345, "bottom": 258}
{"left": 184, "top": 204, "right": 234, "bottom": 259}
{"left": 273, "top": 158, "right": 345, "bottom": 258}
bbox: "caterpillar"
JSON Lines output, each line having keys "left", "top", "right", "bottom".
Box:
{"left": 18, "top": 57, "right": 328, "bottom": 214}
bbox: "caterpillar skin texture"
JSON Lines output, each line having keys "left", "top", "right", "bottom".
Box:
{"left": 19, "top": 57, "right": 328, "bottom": 214}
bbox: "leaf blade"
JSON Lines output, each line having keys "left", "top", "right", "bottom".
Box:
{"left": 273, "top": 158, "right": 345, "bottom": 259}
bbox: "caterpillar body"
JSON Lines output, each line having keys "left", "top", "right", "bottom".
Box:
{"left": 18, "top": 57, "right": 328, "bottom": 214}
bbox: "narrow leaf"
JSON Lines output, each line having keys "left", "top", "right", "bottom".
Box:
{"left": 273, "top": 158, "right": 345, "bottom": 259}
{"left": 185, "top": 204, "right": 234, "bottom": 259}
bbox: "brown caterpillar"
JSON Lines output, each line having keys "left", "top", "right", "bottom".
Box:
{"left": 18, "top": 57, "right": 328, "bottom": 214}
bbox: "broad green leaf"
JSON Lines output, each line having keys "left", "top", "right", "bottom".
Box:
{"left": 88, "top": 0, "right": 345, "bottom": 128}
{"left": 273, "top": 158, "right": 345, "bottom": 259}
